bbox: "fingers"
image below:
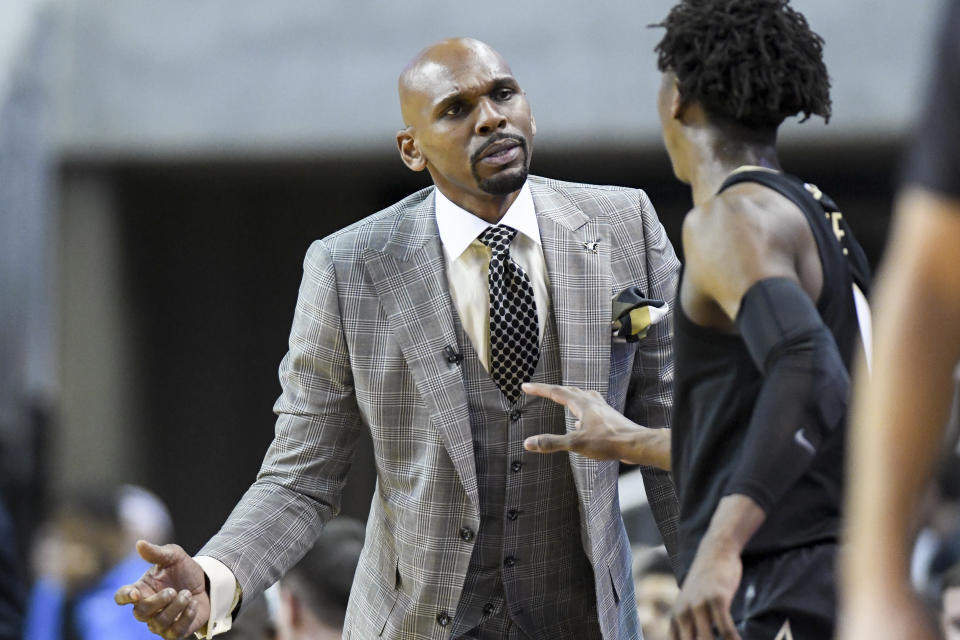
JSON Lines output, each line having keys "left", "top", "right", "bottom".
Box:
{"left": 114, "top": 584, "right": 142, "bottom": 605}
{"left": 708, "top": 598, "right": 741, "bottom": 640}
{"left": 670, "top": 610, "right": 694, "bottom": 640}
{"left": 521, "top": 383, "right": 583, "bottom": 415}
{"left": 136, "top": 540, "right": 184, "bottom": 568}
{"left": 165, "top": 597, "right": 201, "bottom": 639}
{"left": 146, "top": 589, "right": 196, "bottom": 639}
{"left": 524, "top": 433, "right": 575, "bottom": 454}
{"left": 691, "top": 604, "right": 713, "bottom": 640}
{"left": 133, "top": 588, "right": 178, "bottom": 622}
{"left": 670, "top": 600, "right": 740, "bottom": 640}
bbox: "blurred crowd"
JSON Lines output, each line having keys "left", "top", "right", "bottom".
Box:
{"left": 3, "top": 480, "right": 681, "bottom": 639}
{"left": 0, "top": 483, "right": 364, "bottom": 640}
{"left": 5, "top": 416, "right": 960, "bottom": 640}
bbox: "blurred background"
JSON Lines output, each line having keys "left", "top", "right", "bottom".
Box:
{"left": 0, "top": 0, "right": 950, "bottom": 635}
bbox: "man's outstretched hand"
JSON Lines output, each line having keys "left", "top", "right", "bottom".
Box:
{"left": 521, "top": 382, "right": 671, "bottom": 469}
{"left": 114, "top": 540, "right": 211, "bottom": 639}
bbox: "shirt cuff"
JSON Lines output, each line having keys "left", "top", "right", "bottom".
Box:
{"left": 194, "top": 555, "right": 242, "bottom": 638}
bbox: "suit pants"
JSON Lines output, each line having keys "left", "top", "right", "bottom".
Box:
{"left": 731, "top": 543, "right": 836, "bottom": 639}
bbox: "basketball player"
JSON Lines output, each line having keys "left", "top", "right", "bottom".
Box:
{"left": 524, "top": 1, "right": 871, "bottom": 637}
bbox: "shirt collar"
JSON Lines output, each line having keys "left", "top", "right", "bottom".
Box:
{"left": 434, "top": 180, "right": 541, "bottom": 261}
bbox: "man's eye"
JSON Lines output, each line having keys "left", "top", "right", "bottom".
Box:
{"left": 444, "top": 103, "right": 463, "bottom": 117}
{"left": 495, "top": 88, "right": 514, "bottom": 101}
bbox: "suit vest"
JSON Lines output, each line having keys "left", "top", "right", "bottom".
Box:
{"left": 448, "top": 304, "right": 602, "bottom": 639}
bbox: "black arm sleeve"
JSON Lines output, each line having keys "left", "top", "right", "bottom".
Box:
{"left": 724, "top": 277, "right": 850, "bottom": 512}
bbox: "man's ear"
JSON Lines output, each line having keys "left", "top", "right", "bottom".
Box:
{"left": 670, "top": 79, "right": 685, "bottom": 120}
{"left": 397, "top": 129, "right": 427, "bottom": 172}
{"left": 530, "top": 112, "right": 537, "bottom": 137}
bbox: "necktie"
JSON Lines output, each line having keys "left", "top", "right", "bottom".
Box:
{"left": 478, "top": 224, "right": 540, "bottom": 403}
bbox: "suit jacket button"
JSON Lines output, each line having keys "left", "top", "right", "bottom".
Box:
{"left": 437, "top": 613, "right": 451, "bottom": 627}
{"left": 510, "top": 460, "right": 522, "bottom": 473}
{"left": 459, "top": 526, "right": 475, "bottom": 542}
{"left": 509, "top": 409, "right": 522, "bottom": 421}
{"left": 507, "top": 509, "right": 519, "bottom": 521}
{"left": 504, "top": 555, "right": 516, "bottom": 568}
{"left": 483, "top": 602, "right": 495, "bottom": 615}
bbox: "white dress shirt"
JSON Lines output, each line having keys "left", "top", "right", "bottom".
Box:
{"left": 196, "top": 180, "right": 550, "bottom": 637}
{"left": 435, "top": 180, "right": 551, "bottom": 369}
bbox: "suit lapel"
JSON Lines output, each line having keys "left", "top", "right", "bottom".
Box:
{"left": 363, "top": 191, "right": 479, "bottom": 509}
{"left": 531, "top": 179, "right": 615, "bottom": 508}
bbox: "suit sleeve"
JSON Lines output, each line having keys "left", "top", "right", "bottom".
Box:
{"left": 621, "top": 189, "right": 683, "bottom": 573}
{"left": 198, "top": 239, "right": 365, "bottom": 607}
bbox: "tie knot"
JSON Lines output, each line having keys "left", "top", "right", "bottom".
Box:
{"left": 478, "top": 224, "right": 518, "bottom": 254}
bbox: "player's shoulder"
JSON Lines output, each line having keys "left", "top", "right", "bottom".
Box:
{"left": 700, "top": 179, "right": 805, "bottom": 236}
{"left": 683, "top": 182, "right": 806, "bottom": 267}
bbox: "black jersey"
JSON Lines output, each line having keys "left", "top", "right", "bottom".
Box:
{"left": 670, "top": 170, "right": 871, "bottom": 580}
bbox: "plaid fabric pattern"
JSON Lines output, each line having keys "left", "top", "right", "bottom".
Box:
{"left": 448, "top": 309, "right": 603, "bottom": 639}
{"left": 198, "top": 176, "right": 681, "bottom": 639}
{"left": 455, "top": 607, "right": 527, "bottom": 639}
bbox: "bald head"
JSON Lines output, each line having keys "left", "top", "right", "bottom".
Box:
{"left": 394, "top": 37, "right": 535, "bottom": 219}
{"left": 399, "top": 38, "right": 514, "bottom": 127}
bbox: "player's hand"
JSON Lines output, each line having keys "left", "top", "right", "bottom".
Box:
{"left": 114, "top": 540, "right": 211, "bottom": 639}
{"left": 522, "top": 382, "right": 670, "bottom": 468}
{"left": 670, "top": 541, "right": 742, "bottom": 640}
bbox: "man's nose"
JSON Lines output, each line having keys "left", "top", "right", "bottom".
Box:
{"left": 474, "top": 98, "right": 507, "bottom": 135}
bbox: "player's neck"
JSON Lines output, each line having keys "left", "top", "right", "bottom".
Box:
{"left": 687, "top": 136, "right": 780, "bottom": 207}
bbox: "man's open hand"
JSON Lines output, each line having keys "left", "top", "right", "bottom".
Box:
{"left": 522, "top": 382, "right": 671, "bottom": 469}
{"left": 114, "top": 540, "right": 211, "bottom": 639}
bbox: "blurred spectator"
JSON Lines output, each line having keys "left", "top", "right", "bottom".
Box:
{"left": 912, "top": 449, "right": 960, "bottom": 604}
{"left": 0, "top": 496, "right": 24, "bottom": 639}
{"left": 631, "top": 546, "right": 678, "bottom": 640}
{"left": 272, "top": 517, "right": 365, "bottom": 640}
{"left": 23, "top": 484, "right": 171, "bottom": 640}
{"left": 943, "top": 562, "right": 960, "bottom": 639}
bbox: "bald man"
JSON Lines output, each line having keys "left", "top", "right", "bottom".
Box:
{"left": 114, "top": 38, "right": 680, "bottom": 640}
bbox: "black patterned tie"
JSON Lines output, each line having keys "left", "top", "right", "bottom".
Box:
{"left": 479, "top": 224, "right": 540, "bottom": 403}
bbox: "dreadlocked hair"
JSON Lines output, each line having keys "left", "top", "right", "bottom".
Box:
{"left": 653, "top": 0, "right": 832, "bottom": 129}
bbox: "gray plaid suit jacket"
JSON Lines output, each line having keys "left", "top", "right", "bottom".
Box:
{"left": 198, "top": 175, "right": 681, "bottom": 639}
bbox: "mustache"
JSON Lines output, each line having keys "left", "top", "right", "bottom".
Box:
{"left": 470, "top": 133, "right": 527, "bottom": 165}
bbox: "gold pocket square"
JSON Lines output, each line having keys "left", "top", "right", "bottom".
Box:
{"left": 612, "top": 287, "right": 668, "bottom": 342}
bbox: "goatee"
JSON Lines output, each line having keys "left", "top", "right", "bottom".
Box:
{"left": 478, "top": 166, "right": 529, "bottom": 195}
{"left": 470, "top": 133, "right": 530, "bottom": 196}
